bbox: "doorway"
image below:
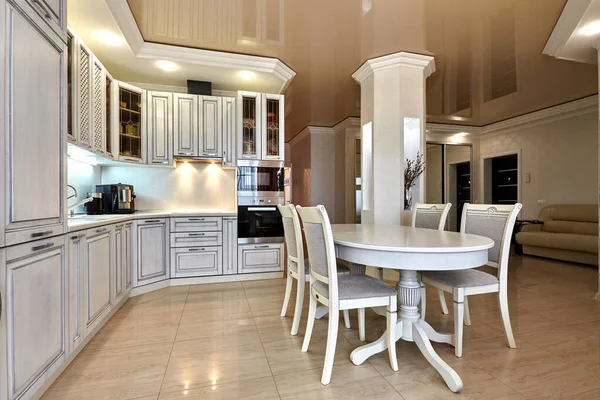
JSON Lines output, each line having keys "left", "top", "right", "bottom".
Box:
{"left": 483, "top": 152, "right": 520, "bottom": 205}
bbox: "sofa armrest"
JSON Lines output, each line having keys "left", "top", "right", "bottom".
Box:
{"left": 520, "top": 224, "right": 543, "bottom": 233}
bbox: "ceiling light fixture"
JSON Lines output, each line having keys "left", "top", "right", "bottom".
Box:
{"left": 97, "top": 31, "right": 124, "bottom": 46}
{"left": 581, "top": 21, "right": 600, "bottom": 36}
{"left": 156, "top": 60, "right": 179, "bottom": 72}
{"left": 239, "top": 70, "right": 255, "bottom": 80}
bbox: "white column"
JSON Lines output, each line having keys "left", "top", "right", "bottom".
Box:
{"left": 353, "top": 52, "right": 435, "bottom": 225}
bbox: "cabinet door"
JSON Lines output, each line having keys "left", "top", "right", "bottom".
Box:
{"left": 124, "top": 222, "right": 133, "bottom": 291}
{"left": 134, "top": 219, "right": 169, "bottom": 287}
{"left": 261, "top": 93, "right": 284, "bottom": 161}
{"left": 173, "top": 93, "right": 198, "bottom": 157}
{"left": 84, "top": 227, "right": 112, "bottom": 336}
{"left": 222, "top": 97, "right": 236, "bottom": 167}
{"left": 147, "top": 91, "right": 173, "bottom": 165}
{"left": 237, "top": 91, "right": 262, "bottom": 159}
{"left": 91, "top": 56, "right": 106, "bottom": 155}
{"left": 67, "top": 232, "right": 86, "bottom": 355}
{"left": 199, "top": 96, "right": 222, "bottom": 158}
{"left": 223, "top": 217, "right": 238, "bottom": 275}
{"left": 238, "top": 243, "right": 283, "bottom": 274}
{"left": 4, "top": 237, "right": 67, "bottom": 400}
{"left": 113, "top": 224, "right": 125, "bottom": 304}
{"left": 104, "top": 70, "right": 115, "bottom": 159}
{"left": 76, "top": 39, "right": 93, "bottom": 149}
{"left": 66, "top": 30, "right": 76, "bottom": 143}
{"left": 116, "top": 81, "right": 145, "bottom": 164}
{"left": 23, "top": 0, "right": 66, "bottom": 41}
{"left": 170, "top": 247, "right": 222, "bottom": 278}
{"left": 1, "top": 2, "right": 66, "bottom": 247}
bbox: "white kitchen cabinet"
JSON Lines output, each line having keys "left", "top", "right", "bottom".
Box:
{"left": 237, "top": 91, "right": 262, "bottom": 160}
{"left": 76, "top": 38, "right": 93, "bottom": 150}
{"left": 66, "top": 29, "right": 77, "bottom": 143}
{"left": 23, "top": 0, "right": 66, "bottom": 42}
{"left": 199, "top": 95, "right": 222, "bottom": 158}
{"left": 124, "top": 222, "right": 133, "bottom": 291}
{"left": 261, "top": 93, "right": 284, "bottom": 161}
{"left": 170, "top": 216, "right": 222, "bottom": 232}
{"left": 113, "top": 81, "right": 146, "bottom": 164}
{"left": 0, "top": 0, "right": 66, "bottom": 248}
{"left": 170, "top": 247, "right": 222, "bottom": 278}
{"left": 2, "top": 236, "right": 67, "bottom": 400}
{"left": 222, "top": 97, "right": 236, "bottom": 167}
{"left": 113, "top": 223, "right": 125, "bottom": 304}
{"left": 67, "top": 231, "right": 86, "bottom": 355}
{"left": 133, "top": 218, "right": 169, "bottom": 287}
{"left": 104, "top": 69, "right": 116, "bottom": 159}
{"left": 223, "top": 217, "right": 238, "bottom": 275}
{"left": 173, "top": 93, "right": 198, "bottom": 157}
{"left": 147, "top": 91, "right": 173, "bottom": 166}
{"left": 170, "top": 232, "right": 222, "bottom": 248}
{"left": 91, "top": 56, "right": 107, "bottom": 155}
{"left": 83, "top": 226, "right": 113, "bottom": 337}
{"left": 238, "top": 242, "right": 283, "bottom": 274}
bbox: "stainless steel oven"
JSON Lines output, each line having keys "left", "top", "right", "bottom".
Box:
{"left": 237, "top": 160, "right": 284, "bottom": 199}
{"left": 237, "top": 196, "right": 284, "bottom": 244}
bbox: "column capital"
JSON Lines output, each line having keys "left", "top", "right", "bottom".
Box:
{"left": 352, "top": 52, "right": 436, "bottom": 84}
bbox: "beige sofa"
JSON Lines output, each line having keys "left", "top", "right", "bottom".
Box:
{"left": 516, "top": 204, "right": 598, "bottom": 266}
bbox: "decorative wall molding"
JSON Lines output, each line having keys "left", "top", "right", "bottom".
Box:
{"left": 288, "top": 127, "right": 311, "bottom": 147}
{"left": 104, "top": 0, "right": 296, "bottom": 93}
{"left": 333, "top": 117, "right": 360, "bottom": 134}
{"left": 352, "top": 52, "right": 436, "bottom": 84}
{"left": 307, "top": 126, "right": 334, "bottom": 136}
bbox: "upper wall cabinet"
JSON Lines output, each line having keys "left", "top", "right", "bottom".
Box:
{"left": 147, "top": 91, "right": 173, "bottom": 166}
{"left": 0, "top": 1, "right": 66, "bottom": 247}
{"left": 199, "top": 96, "right": 222, "bottom": 158}
{"left": 237, "top": 91, "right": 283, "bottom": 161}
{"left": 25, "top": 0, "right": 66, "bottom": 42}
{"left": 222, "top": 96, "right": 236, "bottom": 167}
{"left": 262, "top": 93, "right": 284, "bottom": 160}
{"left": 173, "top": 93, "right": 199, "bottom": 157}
{"left": 76, "top": 38, "right": 93, "bottom": 150}
{"left": 114, "top": 81, "right": 146, "bottom": 164}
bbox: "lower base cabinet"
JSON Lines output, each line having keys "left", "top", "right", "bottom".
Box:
{"left": 238, "top": 243, "right": 283, "bottom": 274}
{"left": 170, "top": 247, "right": 222, "bottom": 278}
{"left": 68, "top": 231, "right": 87, "bottom": 356}
{"left": 1, "top": 237, "right": 68, "bottom": 400}
{"left": 133, "top": 218, "right": 169, "bottom": 287}
{"left": 223, "top": 217, "right": 237, "bottom": 275}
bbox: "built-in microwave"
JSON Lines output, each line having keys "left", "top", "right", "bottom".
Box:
{"left": 237, "top": 160, "right": 284, "bottom": 199}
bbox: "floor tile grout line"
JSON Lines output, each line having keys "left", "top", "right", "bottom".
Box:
{"left": 156, "top": 285, "right": 191, "bottom": 399}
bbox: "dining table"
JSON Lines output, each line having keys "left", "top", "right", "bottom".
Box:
{"left": 332, "top": 224, "right": 494, "bottom": 392}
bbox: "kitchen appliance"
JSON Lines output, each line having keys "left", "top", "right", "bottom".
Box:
{"left": 237, "top": 160, "right": 284, "bottom": 199}
{"left": 84, "top": 192, "right": 103, "bottom": 215}
{"left": 237, "top": 196, "right": 284, "bottom": 244}
{"left": 95, "top": 184, "right": 136, "bottom": 214}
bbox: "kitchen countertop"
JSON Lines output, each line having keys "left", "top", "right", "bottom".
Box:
{"left": 67, "top": 209, "right": 237, "bottom": 232}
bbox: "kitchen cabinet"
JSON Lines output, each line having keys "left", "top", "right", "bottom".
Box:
{"left": 238, "top": 242, "right": 283, "bottom": 274}
{"left": 261, "top": 93, "right": 284, "bottom": 160}
{"left": 66, "top": 29, "right": 76, "bottom": 143}
{"left": 91, "top": 56, "right": 107, "bottom": 155}
{"left": 2, "top": 236, "right": 67, "bottom": 400}
{"left": 170, "top": 247, "right": 223, "bottom": 278}
{"left": 199, "top": 96, "right": 222, "bottom": 158}
{"left": 170, "top": 216, "right": 222, "bottom": 232}
{"left": 0, "top": 0, "right": 66, "bottom": 248}
{"left": 67, "top": 231, "right": 86, "bottom": 355}
{"left": 104, "top": 69, "right": 116, "bottom": 159}
{"left": 147, "top": 91, "right": 173, "bottom": 166}
{"left": 83, "top": 226, "right": 113, "bottom": 337}
{"left": 173, "top": 93, "right": 198, "bottom": 157}
{"left": 114, "top": 81, "right": 146, "bottom": 164}
{"left": 134, "top": 218, "right": 169, "bottom": 287}
{"left": 124, "top": 222, "right": 133, "bottom": 290}
{"left": 113, "top": 223, "right": 125, "bottom": 304}
{"left": 222, "top": 97, "right": 236, "bottom": 167}
{"left": 24, "top": 0, "right": 66, "bottom": 42}
{"left": 223, "top": 217, "right": 238, "bottom": 275}
{"left": 170, "top": 231, "right": 222, "bottom": 248}
{"left": 237, "top": 91, "right": 284, "bottom": 161}
{"left": 76, "top": 38, "right": 93, "bottom": 150}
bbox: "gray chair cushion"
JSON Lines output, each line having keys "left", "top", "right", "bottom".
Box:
{"left": 291, "top": 259, "right": 350, "bottom": 275}
{"left": 422, "top": 269, "right": 499, "bottom": 288}
{"left": 415, "top": 211, "right": 442, "bottom": 230}
{"left": 313, "top": 275, "right": 397, "bottom": 300}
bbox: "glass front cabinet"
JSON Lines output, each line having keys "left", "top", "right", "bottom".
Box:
{"left": 237, "top": 91, "right": 284, "bottom": 161}
{"left": 113, "top": 81, "right": 146, "bottom": 163}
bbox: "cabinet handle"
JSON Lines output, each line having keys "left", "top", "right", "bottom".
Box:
{"left": 204, "top": 152, "right": 218, "bottom": 156}
{"left": 123, "top": 158, "right": 140, "bottom": 163}
{"left": 70, "top": 233, "right": 85, "bottom": 240}
{"left": 31, "top": 230, "right": 53, "bottom": 238}
{"left": 254, "top": 245, "right": 270, "bottom": 249}
{"left": 33, "top": 0, "right": 52, "bottom": 18}
{"left": 96, "top": 228, "right": 108, "bottom": 233}
{"left": 188, "top": 233, "right": 205, "bottom": 236}
{"left": 152, "top": 161, "right": 169, "bottom": 164}
{"left": 115, "top": 224, "right": 123, "bottom": 228}
{"left": 188, "top": 248, "right": 205, "bottom": 252}
{"left": 144, "top": 219, "right": 160, "bottom": 223}
{"left": 188, "top": 218, "right": 205, "bottom": 221}
{"left": 32, "top": 242, "right": 55, "bottom": 252}
{"left": 178, "top": 152, "right": 194, "bottom": 156}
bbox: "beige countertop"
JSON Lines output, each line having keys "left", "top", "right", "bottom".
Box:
{"left": 67, "top": 209, "right": 237, "bottom": 232}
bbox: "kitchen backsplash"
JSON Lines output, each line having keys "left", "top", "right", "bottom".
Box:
{"left": 67, "top": 158, "right": 102, "bottom": 213}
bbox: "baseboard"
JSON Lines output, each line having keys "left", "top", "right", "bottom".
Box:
{"left": 130, "top": 280, "right": 170, "bottom": 296}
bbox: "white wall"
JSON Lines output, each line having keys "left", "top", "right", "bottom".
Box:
{"left": 310, "top": 131, "right": 336, "bottom": 218}
{"left": 101, "top": 163, "right": 236, "bottom": 211}
{"left": 67, "top": 159, "right": 102, "bottom": 213}
{"left": 290, "top": 130, "right": 311, "bottom": 207}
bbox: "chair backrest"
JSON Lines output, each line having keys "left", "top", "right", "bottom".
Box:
{"left": 460, "top": 203, "right": 522, "bottom": 284}
{"left": 277, "top": 204, "right": 305, "bottom": 277}
{"left": 411, "top": 203, "right": 452, "bottom": 231}
{"left": 296, "top": 205, "right": 339, "bottom": 301}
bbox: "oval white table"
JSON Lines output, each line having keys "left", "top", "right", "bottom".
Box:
{"left": 332, "top": 224, "right": 494, "bottom": 392}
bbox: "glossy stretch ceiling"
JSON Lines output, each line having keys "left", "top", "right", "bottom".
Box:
{"left": 72, "top": 0, "right": 598, "bottom": 141}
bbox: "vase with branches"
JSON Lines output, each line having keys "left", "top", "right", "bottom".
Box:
{"left": 404, "top": 151, "right": 425, "bottom": 210}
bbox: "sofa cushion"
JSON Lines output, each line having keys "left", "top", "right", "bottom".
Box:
{"left": 516, "top": 231, "right": 598, "bottom": 254}
{"left": 542, "top": 220, "right": 597, "bottom": 236}
{"left": 539, "top": 205, "right": 598, "bottom": 224}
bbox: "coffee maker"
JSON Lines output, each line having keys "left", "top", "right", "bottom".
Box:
{"left": 95, "top": 184, "right": 136, "bottom": 214}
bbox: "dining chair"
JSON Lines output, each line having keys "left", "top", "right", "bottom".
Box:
{"left": 297, "top": 205, "right": 398, "bottom": 385}
{"left": 278, "top": 204, "right": 352, "bottom": 335}
{"left": 420, "top": 203, "right": 522, "bottom": 357}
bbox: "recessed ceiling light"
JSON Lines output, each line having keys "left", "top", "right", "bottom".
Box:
{"left": 240, "top": 70, "right": 255, "bottom": 80}
{"left": 581, "top": 21, "right": 600, "bottom": 36}
{"left": 156, "top": 60, "right": 179, "bottom": 72}
{"left": 96, "top": 31, "right": 124, "bottom": 46}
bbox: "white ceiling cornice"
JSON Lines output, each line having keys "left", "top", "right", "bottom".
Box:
{"left": 307, "top": 126, "right": 334, "bottom": 135}
{"left": 426, "top": 123, "right": 483, "bottom": 135}
{"left": 333, "top": 117, "right": 360, "bottom": 133}
{"left": 104, "top": 0, "right": 296, "bottom": 94}
{"left": 352, "top": 52, "right": 436, "bottom": 84}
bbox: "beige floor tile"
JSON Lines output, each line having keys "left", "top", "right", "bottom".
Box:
{"left": 176, "top": 316, "right": 257, "bottom": 342}
{"left": 158, "top": 376, "right": 280, "bottom": 400}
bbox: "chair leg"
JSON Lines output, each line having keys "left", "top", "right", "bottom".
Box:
{"left": 499, "top": 290, "right": 516, "bottom": 349}
{"left": 453, "top": 288, "right": 464, "bottom": 358}
{"left": 321, "top": 305, "right": 339, "bottom": 385}
{"left": 377, "top": 267, "right": 384, "bottom": 281}
{"left": 358, "top": 308, "right": 366, "bottom": 342}
{"left": 291, "top": 278, "right": 305, "bottom": 336}
{"left": 343, "top": 309, "right": 351, "bottom": 329}
{"left": 302, "top": 292, "right": 317, "bottom": 352}
{"left": 387, "top": 297, "right": 398, "bottom": 371}
{"left": 420, "top": 284, "right": 427, "bottom": 320}
{"left": 464, "top": 296, "right": 471, "bottom": 327}
{"left": 280, "top": 273, "right": 293, "bottom": 317}
{"left": 438, "top": 289, "right": 449, "bottom": 315}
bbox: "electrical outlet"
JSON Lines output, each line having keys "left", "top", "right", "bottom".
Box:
{"left": 537, "top": 199, "right": 547, "bottom": 205}
{"left": 524, "top": 172, "right": 531, "bottom": 183}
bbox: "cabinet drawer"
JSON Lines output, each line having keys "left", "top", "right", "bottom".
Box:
{"left": 238, "top": 243, "right": 283, "bottom": 274}
{"left": 170, "top": 232, "right": 222, "bottom": 248}
{"left": 170, "top": 247, "right": 222, "bottom": 278}
{"left": 170, "top": 217, "right": 222, "bottom": 232}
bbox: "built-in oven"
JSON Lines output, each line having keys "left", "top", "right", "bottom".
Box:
{"left": 237, "top": 160, "right": 284, "bottom": 199}
{"left": 237, "top": 196, "right": 284, "bottom": 244}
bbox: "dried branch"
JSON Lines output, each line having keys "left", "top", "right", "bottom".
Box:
{"left": 404, "top": 151, "right": 425, "bottom": 190}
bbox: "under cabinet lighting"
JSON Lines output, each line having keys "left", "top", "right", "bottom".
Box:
{"left": 156, "top": 60, "right": 179, "bottom": 72}
{"left": 581, "top": 21, "right": 600, "bottom": 36}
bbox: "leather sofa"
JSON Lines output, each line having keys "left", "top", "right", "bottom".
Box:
{"left": 515, "top": 204, "right": 598, "bottom": 266}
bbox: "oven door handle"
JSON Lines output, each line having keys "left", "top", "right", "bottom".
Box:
{"left": 247, "top": 207, "right": 277, "bottom": 212}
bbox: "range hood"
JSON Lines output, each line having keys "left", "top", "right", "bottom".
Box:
{"left": 174, "top": 155, "right": 221, "bottom": 163}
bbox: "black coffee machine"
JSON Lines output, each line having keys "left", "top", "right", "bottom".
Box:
{"left": 95, "top": 184, "right": 136, "bottom": 214}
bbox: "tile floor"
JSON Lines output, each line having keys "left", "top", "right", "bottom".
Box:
{"left": 43, "top": 255, "right": 600, "bottom": 400}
